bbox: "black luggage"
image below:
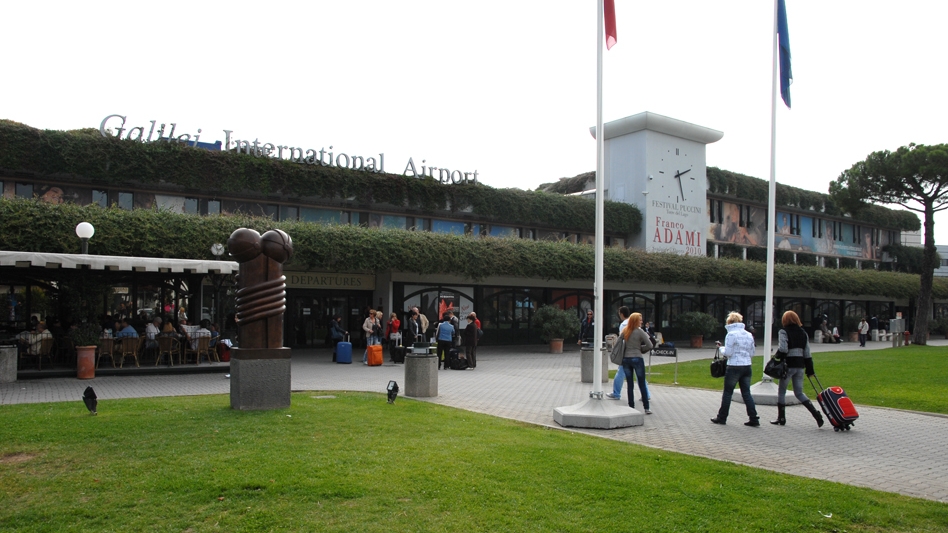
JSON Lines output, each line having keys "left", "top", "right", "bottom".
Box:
{"left": 448, "top": 348, "right": 468, "bottom": 370}
{"left": 391, "top": 345, "right": 406, "bottom": 364}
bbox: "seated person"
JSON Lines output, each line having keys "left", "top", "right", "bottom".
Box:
{"left": 18, "top": 322, "right": 53, "bottom": 356}
{"left": 820, "top": 320, "right": 832, "bottom": 343}
{"left": 159, "top": 322, "right": 182, "bottom": 340}
{"left": 115, "top": 319, "right": 139, "bottom": 339}
{"left": 204, "top": 321, "right": 220, "bottom": 348}
{"left": 190, "top": 320, "right": 212, "bottom": 350}
{"left": 144, "top": 317, "right": 162, "bottom": 349}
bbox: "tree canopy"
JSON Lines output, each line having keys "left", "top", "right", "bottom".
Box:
{"left": 830, "top": 143, "right": 948, "bottom": 344}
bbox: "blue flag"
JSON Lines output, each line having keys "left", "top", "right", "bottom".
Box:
{"left": 777, "top": 0, "right": 792, "bottom": 108}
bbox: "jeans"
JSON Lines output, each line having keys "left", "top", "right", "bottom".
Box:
{"left": 777, "top": 367, "right": 810, "bottom": 404}
{"left": 858, "top": 333, "right": 867, "bottom": 346}
{"left": 362, "top": 334, "right": 380, "bottom": 363}
{"left": 621, "top": 356, "right": 648, "bottom": 410}
{"left": 612, "top": 364, "right": 649, "bottom": 400}
{"left": 715, "top": 364, "right": 758, "bottom": 422}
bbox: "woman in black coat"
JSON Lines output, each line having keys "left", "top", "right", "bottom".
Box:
{"left": 461, "top": 314, "right": 478, "bottom": 369}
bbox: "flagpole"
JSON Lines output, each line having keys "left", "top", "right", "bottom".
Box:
{"left": 763, "top": 0, "right": 780, "bottom": 378}
{"left": 592, "top": 0, "right": 606, "bottom": 399}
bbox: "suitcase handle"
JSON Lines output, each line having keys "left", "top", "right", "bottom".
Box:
{"left": 807, "top": 374, "right": 825, "bottom": 396}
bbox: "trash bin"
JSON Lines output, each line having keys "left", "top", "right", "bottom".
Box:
{"left": 404, "top": 353, "right": 438, "bottom": 397}
{"left": 580, "top": 346, "right": 608, "bottom": 383}
{"left": 0, "top": 345, "right": 15, "bottom": 383}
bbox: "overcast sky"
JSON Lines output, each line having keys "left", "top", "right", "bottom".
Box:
{"left": 4, "top": 1, "right": 947, "bottom": 242}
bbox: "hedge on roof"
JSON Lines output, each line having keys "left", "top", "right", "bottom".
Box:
{"left": 706, "top": 167, "right": 920, "bottom": 231}
{"left": 1, "top": 198, "right": 942, "bottom": 300}
{"left": 0, "top": 120, "right": 641, "bottom": 236}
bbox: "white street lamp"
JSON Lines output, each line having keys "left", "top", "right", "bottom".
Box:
{"left": 75, "top": 222, "right": 95, "bottom": 254}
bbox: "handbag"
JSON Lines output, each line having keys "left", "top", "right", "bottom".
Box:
{"left": 764, "top": 357, "right": 788, "bottom": 379}
{"left": 609, "top": 337, "right": 626, "bottom": 365}
{"left": 709, "top": 349, "right": 727, "bottom": 378}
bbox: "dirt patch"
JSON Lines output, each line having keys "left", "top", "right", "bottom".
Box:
{"left": 0, "top": 452, "right": 38, "bottom": 464}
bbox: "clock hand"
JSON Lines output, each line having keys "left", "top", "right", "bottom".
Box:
{"left": 676, "top": 173, "right": 685, "bottom": 201}
{"left": 675, "top": 168, "right": 691, "bottom": 178}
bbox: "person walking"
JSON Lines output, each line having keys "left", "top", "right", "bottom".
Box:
{"left": 858, "top": 317, "right": 869, "bottom": 347}
{"left": 771, "top": 311, "right": 825, "bottom": 427}
{"left": 711, "top": 311, "right": 760, "bottom": 427}
{"left": 619, "top": 310, "right": 653, "bottom": 413}
{"left": 606, "top": 307, "right": 629, "bottom": 401}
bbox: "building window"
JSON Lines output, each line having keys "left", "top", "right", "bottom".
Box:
{"left": 206, "top": 200, "right": 221, "bottom": 215}
{"left": 90, "top": 189, "right": 107, "bottom": 207}
{"left": 184, "top": 198, "right": 199, "bottom": 215}
{"left": 117, "top": 192, "right": 133, "bottom": 210}
{"left": 432, "top": 219, "right": 465, "bottom": 235}
{"left": 15, "top": 183, "right": 33, "bottom": 198}
{"left": 264, "top": 205, "right": 277, "bottom": 220}
{"left": 738, "top": 205, "right": 752, "bottom": 228}
{"left": 489, "top": 225, "right": 520, "bottom": 238}
{"left": 279, "top": 205, "right": 298, "bottom": 221}
{"left": 301, "top": 207, "right": 344, "bottom": 224}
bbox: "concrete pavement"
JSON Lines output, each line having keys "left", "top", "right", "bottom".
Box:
{"left": 2, "top": 339, "right": 947, "bottom": 503}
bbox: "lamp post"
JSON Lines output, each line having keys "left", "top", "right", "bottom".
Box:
{"left": 210, "top": 243, "right": 225, "bottom": 327}
{"left": 75, "top": 222, "right": 95, "bottom": 254}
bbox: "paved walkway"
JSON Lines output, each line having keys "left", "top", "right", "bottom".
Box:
{"left": 2, "top": 339, "right": 947, "bottom": 503}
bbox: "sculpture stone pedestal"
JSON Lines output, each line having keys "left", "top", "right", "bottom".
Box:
{"left": 0, "top": 346, "right": 16, "bottom": 383}
{"left": 404, "top": 353, "right": 438, "bottom": 397}
{"left": 230, "top": 348, "right": 291, "bottom": 410}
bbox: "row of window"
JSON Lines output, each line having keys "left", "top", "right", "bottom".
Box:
{"left": 3, "top": 181, "right": 625, "bottom": 247}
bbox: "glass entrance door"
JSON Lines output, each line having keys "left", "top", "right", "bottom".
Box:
{"left": 285, "top": 291, "right": 371, "bottom": 348}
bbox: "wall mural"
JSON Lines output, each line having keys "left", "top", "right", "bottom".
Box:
{"left": 710, "top": 201, "right": 890, "bottom": 260}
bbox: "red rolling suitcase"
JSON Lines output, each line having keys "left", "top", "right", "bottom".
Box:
{"left": 808, "top": 374, "right": 859, "bottom": 432}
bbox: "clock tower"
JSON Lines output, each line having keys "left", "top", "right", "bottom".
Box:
{"left": 592, "top": 112, "right": 723, "bottom": 254}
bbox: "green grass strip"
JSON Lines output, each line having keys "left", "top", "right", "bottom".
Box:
{"left": 645, "top": 345, "right": 948, "bottom": 414}
{"left": 1, "top": 393, "right": 946, "bottom": 532}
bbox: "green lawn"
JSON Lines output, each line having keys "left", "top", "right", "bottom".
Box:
{"left": 643, "top": 345, "right": 948, "bottom": 414}
{"left": 1, "top": 393, "right": 946, "bottom": 532}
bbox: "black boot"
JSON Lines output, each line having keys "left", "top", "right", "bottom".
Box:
{"left": 770, "top": 404, "right": 786, "bottom": 426}
{"left": 802, "top": 401, "right": 824, "bottom": 428}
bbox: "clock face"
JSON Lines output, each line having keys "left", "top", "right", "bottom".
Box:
{"left": 656, "top": 148, "right": 696, "bottom": 204}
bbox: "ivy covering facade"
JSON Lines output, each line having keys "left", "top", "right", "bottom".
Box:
{"left": 1, "top": 199, "right": 943, "bottom": 300}
{"left": 0, "top": 120, "right": 641, "bottom": 236}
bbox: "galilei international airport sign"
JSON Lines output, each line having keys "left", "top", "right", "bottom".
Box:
{"left": 98, "top": 114, "right": 478, "bottom": 185}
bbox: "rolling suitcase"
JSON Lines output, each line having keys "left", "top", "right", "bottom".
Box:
{"left": 367, "top": 344, "right": 383, "bottom": 366}
{"left": 808, "top": 374, "right": 859, "bottom": 432}
{"left": 336, "top": 335, "right": 352, "bottom": 364}
{"left": 391, "top": 345, "right": 406, "bottom": 363}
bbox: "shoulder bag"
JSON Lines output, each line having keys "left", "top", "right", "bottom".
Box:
{"left": 709, "top": 348, "right": 727, "bottom": 378}
{"left": 609, "top": 336, "right": 627, "bottom": 365}
{"left": 764, "top": 356, "right": 788, "bottom": 379}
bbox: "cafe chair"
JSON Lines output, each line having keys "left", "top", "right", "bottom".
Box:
{"left": 156, "top": 336, "right": 178, "bottom": 367}
{"left": 96, "top": 339, "right": 117, "bottom": 368}
{"left": 184, "top": 334, "right": 212, "bottom": 365}
{"left": 117, "top": 337, "right": 141, "bottom": 368}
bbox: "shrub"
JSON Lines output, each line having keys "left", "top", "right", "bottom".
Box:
{"left": 676, "top": 312, "right": 719, "bottom": 338}
{"left": 531, "top": 305, "right": 580, "bottom": 342}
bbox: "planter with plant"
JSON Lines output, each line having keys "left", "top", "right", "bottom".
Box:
{"left": 532, "top": 305, "right": 581, "bottom": 353}
{"left": 676, "top": 312, "right": 719, "bottom": 348}
{"left": 70, "top": 323, "right": 102, "bottom": 380}
{"left": 929, "top": 316, "right": 948, "bottom": 339}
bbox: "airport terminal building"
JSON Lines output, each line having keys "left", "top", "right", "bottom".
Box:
{"left": 0, "top": 112, "right": 934, "bottom": 348}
